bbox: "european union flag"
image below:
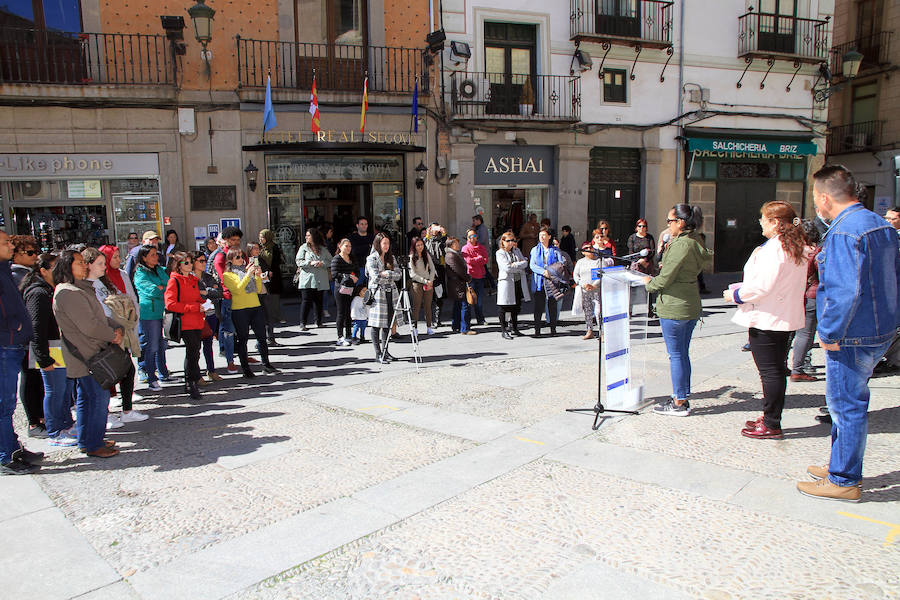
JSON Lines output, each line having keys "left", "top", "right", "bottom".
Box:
{"left": 411, "top": 78, "right": 419, "bottom": 133}
{"left": 263, "top": 75, "right": 277, "bottom": 132}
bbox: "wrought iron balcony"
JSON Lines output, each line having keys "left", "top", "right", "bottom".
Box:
{"left": 449, "top": 72, "right": 580, "bottom": 122}
{"left": 570, "top": 0, "right": 674, "bottom": 49}
{"left": 827, "top": 120, "right": 884, "bottom": 155}
{"left": 831, "top": 31, "right": 893, "bottom": 78}
{"left": 237, "top": 37, "right": 425, "bottom": 94}
{"left": 0, "top": 27, "right": 173, "bottom": 85}
{"left": 738, "top": 11, "right": 830, "bottom": 63}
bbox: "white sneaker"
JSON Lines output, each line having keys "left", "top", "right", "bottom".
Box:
{"left": 336, "top": 337, "right": 346, "bottom": 346}
{"left": 120, "top": 410, "right": 149, "bottom": 423}
{"left": 148, "top": 381, "right": 162, "bottom": 392}
{"left": 426, "top": 327, "right": 434, "bottom": 335}
{"left": 106, "top": 414, "right": 124, "bottom": 430}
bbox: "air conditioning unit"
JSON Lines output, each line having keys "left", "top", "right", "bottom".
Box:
{"left": 457, "top": 77, "right": 491, "bottom": 103}
{"left": 21, "top": 181, "right": 45, "bottom": 198}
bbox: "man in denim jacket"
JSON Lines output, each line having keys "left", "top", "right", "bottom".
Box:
{"left": 797, "top": 165, "right": 900, "bottom": 502}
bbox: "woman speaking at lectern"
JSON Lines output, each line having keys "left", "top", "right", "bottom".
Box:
{"left": 642, "top": 204, "right": 712, "bottom": 417}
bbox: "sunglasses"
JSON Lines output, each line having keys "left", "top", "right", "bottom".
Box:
{"left": 599, "top": 228, "right": 608, "bottom": 231}
{"left": 667, "top": 218, "right": 678, "bottom": 223}
{"left": 179, "top": 260, "right": 191, "bottom": 265}
{"left": 467, "top": 235, "right": 477, "bottom": 239}
{"left": 21, "top": 249, "right": 37, "bottom": 256}
{"left": 637, "top": 225, "right": 647, "bottom": 228}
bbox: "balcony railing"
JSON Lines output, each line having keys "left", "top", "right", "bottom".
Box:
{"left": 831, "top": 31, "right": 893, "bottom": 77}
{"left": 449, "top": 72, "right": 580, "bottom": 122}
{"left": 738, "top": 11, "right": 830, "bottom": 63}
{"left": 0, "top": 27, "right": 173, "bottom": 85}
{"left": 237, "top": 37, "right": 425, "bottom": 94}
{"left": 570, "top": 0, "right": 674, "bottom": 48}
{"left": 827, "top": 121, "right": 884, "bottom": 155}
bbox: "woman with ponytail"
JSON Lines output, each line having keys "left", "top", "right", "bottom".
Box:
{"left": 724, "top": 201, "right": 810, "bottom": 439}
{"left": 643, "top": 203, "right": 713, "bottom": 416}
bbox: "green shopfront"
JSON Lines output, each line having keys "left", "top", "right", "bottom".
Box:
{"left": 685, "top": 132, "right": 818, "bottom": 272}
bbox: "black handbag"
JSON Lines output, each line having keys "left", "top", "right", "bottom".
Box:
{"left": 62, "top": 336, "right": 132, "bottom": 390}
{"left": 163, "top": 277, "right": 182, "bottom": 342}
{"left": 363, "top": 285, "right": 377, "bottom": 306}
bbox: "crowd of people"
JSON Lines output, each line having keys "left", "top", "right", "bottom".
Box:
{"left": 1, "top": 165, "right": 897, "bottom": 505}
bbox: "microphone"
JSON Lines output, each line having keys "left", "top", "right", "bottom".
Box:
{"left": 615, "top": 248, "right": 650, "bottom": 261}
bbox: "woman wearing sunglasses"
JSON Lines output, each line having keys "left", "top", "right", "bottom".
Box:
{"left": 593, "top": 221, "right": 617, "bottom": 257}
{"left": 164, "top": 252, "right": 206, "bottom": 400}
{"left": 626, "top": 219, "right": 656, "bottom": 275}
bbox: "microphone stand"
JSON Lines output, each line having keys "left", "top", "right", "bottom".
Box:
{"left": 566, "top": 258, "right": 640, "bottom": 429}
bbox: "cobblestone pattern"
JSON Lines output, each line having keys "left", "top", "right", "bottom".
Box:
{"left": 31, "top": 396, "right": 473, "bottom": 575}
{"left": 597, "top": 347, "right": 900, "bottom": 498}
{"left": 235, "top": 460, "right": 900, "bottom": 600}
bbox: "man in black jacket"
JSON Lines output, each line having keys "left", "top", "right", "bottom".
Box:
{"left": 0, "top": 230, "right": 41, "bottom": 475}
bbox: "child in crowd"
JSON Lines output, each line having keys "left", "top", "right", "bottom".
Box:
{"left": 350, "top": 286, "right": 369, "bottom": 344}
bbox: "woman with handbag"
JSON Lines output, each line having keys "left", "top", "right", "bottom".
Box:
{"left": 444, "top": 237, "right": 473, "bottom": 335}
{"left": 365, "top": 233, "right": 401, "bottom": 363}
{"left": 223, "top": 249, "right": 280, "bottom": 378}
{"left": 330, "top": 238, "right": 358, "bottom": 347}
{"left": 21, "top": 253, "right": 77, "bottom": 447}
{"left": 190, "top": 251, "right": 223, "bottom": 383}
{"left": 52, "top": 250, "right": 123, "bottom": 458}
{"left": 495, "top": 233, "right": 530, "bottom": 339}
{"left": 529, "top": 226, "right": 563, "bottom": 337}
{"left": 408, "top": 237, "right": 437, "bottom": 335}
{"left": 84, "top": 247, "right": 148, "bottom": 428}
{"left": 164, "top": 251, "right": 206, "bottom": 400}
{"left": 294, "top": 228, "right": 332, "bottom": 331}
{"left": 133, "top": 245, "right": 169, "bottom": 392}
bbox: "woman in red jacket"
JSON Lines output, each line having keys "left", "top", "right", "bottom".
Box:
{"left": 164, "top": 251, "right": 206, "bottom": 400}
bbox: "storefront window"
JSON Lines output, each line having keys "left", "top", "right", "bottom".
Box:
{"left": 477, "top": 187, "right": 547, "bottom": 250}
{"left": 372, "top": 183, "right": 403, "bottom": 251}
{"left": 14, "top": 205, "right": 108, "bottom": 250}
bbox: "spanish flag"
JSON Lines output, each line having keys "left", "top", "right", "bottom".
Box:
{"left": 359, "top": 75, "right": 369, "bottom": 133}
{"left": 309, "top": 73, "right": 321, "bottom": 134}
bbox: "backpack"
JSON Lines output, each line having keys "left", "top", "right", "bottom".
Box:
{"left": 206, "top": 248, "right": 223, "bottom": 281}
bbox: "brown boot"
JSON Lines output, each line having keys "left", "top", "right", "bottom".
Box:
{"left": 86, "top": 446, "right": 120, "bottom": 458}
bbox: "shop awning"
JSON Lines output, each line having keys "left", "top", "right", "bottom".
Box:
{"left": 687, "top": 137, "right": 817, "bottom": 156}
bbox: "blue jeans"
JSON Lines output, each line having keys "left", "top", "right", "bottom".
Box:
{"left": 40, "top": 366, "right": 74, "bottom": 438}
{"left": 138, "top": 319, "right": 164, "bottom": 383}
{"left": 456, "top": 299, "right": 471, "bottom": 332}
{"left": 660, "top": 318, "right": 698, "bottom": 400}
{"left": 469, "top": 277, "right": 485, "bottom": 323}
{"left": 352, "top": 320, "right": 367, "bottom": 339}
{"left": 75, "top": 375, "right": 110, "bottom": 453}
{"left": 825, "top": 341, "right": 891, "bottom": 486}
{"left": 137, "top": 324, "right": 169, "bottom": 377}
{"left": 218, "top": 298, "right": 235, "bottom": 363}
{"left": 0, "top": 345, "right": 25, "bottom": 464}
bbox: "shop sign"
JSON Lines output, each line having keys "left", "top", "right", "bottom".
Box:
{"left": 474, "top": 145, "right": 554, "bottom": 185}
{"left": 221, "top": 218, "right": 241, "bottom": 230}
{"left": 190, "top": 186, "right": 238, "bottom": 211}
{"left": 267, "top": 155, "right": 403, "bottom": 182}
{"left": 0, "top": 153, "right": 159, "bottom": 178}
{"left": 259, "top": 129, "right": 421, "bottom": 146}
{"left": 208, "top": 224, "right": 220, "bottom": 239}
{"left": 687, "top": 138, "right": 817, "bottom": 160}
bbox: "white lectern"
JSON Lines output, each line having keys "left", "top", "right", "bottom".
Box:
{"left": 566, "top": 265, "right": 647, "bottom": 429}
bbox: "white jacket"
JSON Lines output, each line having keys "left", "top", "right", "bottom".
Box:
{"left": 350, "top": 296, "right": 369, "bottom": 321}
{"left": 731, "top": 237, "right": 808, "bottom": 331}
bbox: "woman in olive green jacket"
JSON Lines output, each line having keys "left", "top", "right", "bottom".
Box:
{"left": 643, "top": 204, "right": 712, "bottom": 417}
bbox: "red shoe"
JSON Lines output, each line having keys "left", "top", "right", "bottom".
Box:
{"left": 248, "top": 357, "right": 260, "bottom": 364}
{"left": 226, "top": 363, "right": 239, "bottom": 373}
{"left": 744, "top": 415, "right": 764, "bottom": 429}
{"left": 741, "top": 421, "right": 784, "bottom": 439}
{"left": 790, "top": 373, "right": 818, "bottom": 382}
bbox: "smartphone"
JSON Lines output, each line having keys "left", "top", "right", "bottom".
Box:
{"left": 250, "top": 257, "right": 259, "bottom": 267}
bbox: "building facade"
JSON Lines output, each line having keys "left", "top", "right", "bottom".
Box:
{"left": 0, "top": 0, "right": 434, "bottom": 271}
{"left": 826, "top": 0, "right": 898, "bottom": 215}
{"left": 438, "top": 0, "right": 832, "bottom": 272}
{"left": 2, "top": 0, "right": 843, "bottom": 273}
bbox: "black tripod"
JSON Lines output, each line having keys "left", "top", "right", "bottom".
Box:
{"left": 566, "top": 267, "right": 639, "bottom": 429}
{"left": 381, "top": 258, "right": 422, "bottom": 370}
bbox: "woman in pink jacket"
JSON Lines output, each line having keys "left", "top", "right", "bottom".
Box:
{"left": 724, "top": 201, "right": 810, "bottom": 439}
{"left": 461, "top": 229, "right": 489, "bottom": 326}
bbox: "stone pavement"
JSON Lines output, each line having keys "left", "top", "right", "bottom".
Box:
{"left": 2, "top": 279, "right": 898, "bottom": 600}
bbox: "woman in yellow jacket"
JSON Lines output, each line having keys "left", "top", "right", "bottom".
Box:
{"left": 222, "top": 248, "right": 280, "bottom": 378}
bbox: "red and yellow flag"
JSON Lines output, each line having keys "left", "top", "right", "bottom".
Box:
{"left": 309, "top": 74, "right": 320, "bottom": 134}
{"left": 359, "top": 75, "right": 369, "bottom": 133}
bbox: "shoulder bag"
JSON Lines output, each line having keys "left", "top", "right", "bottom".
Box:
{"left": 62, "top": 335, "right": 131, "bottom": 390}
{"left": 163, "top": 277, "right": 183, "bottom": 343}
{"left": 363, "top": 284, "right": 378, "bottom": 306}
{"left": 466, "top": 284, "right": 477, "bottom": 306}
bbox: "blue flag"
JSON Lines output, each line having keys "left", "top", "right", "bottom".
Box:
{"left": 411, "top": 79, "right": 419, "bottom": 133}
{"left": 263, "top": 75, "right": 277, "bottom": 132}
